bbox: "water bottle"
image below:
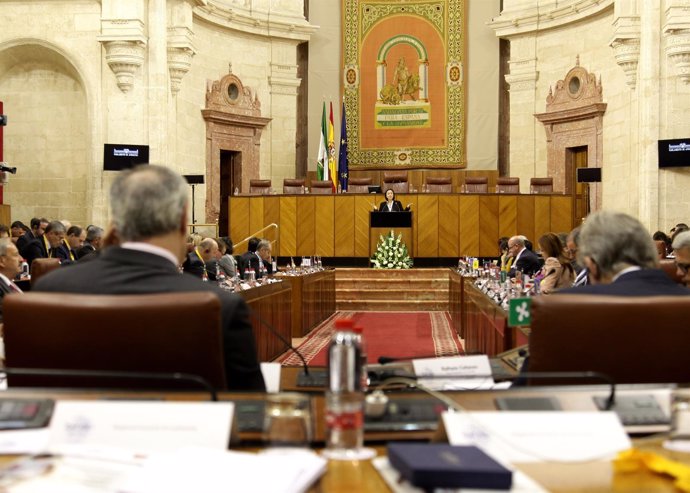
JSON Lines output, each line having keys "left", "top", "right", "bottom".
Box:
{"left": 325, "top": 321, "right": 364, "bottom": 454}
{"left": 352, "top": 326, "right": 368, "bottom": 391}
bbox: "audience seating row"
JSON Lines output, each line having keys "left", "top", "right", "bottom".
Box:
{"left": 247, "top": 176, "right": 554, "bottom": 195}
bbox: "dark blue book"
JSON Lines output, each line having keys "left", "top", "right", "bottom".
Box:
{"left": 387, "top": 443, "right": 513, "bottom": 490}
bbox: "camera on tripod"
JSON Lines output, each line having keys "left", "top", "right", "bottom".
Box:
{"left": 0, "top": 163, "right": 17, "bottom": 174}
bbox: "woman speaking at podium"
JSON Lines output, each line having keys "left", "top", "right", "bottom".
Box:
{"left": 379, "top": 188, "right": 404, "bottom": 212}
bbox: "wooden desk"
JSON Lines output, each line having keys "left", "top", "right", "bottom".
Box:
{"left": 0, "top": 384, "right": 685, "bottom": 492}
{"left": 238, "top": 281, "right": 292, "bottom": 361}
{"left": 462, "top": 277, "right": 529, "bottom": 356}
{"left": 229, "top": 193, "right": 574, "bottom": 258}
{"left": 277, "top": 270, "right": 336, "bottom": 338}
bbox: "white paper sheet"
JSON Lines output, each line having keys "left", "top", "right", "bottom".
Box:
{"left": 443, "top": 411, "right": 631, "bottom": 464}
{"left": 48, "top": 401, "right": 233, "bottom": 454}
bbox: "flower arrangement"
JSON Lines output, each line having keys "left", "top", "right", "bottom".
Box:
{"left": 371, "top": 230, "right": 413, "bottom": 269}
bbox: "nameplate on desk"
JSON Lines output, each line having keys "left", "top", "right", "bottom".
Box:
{"left": 413, "top": 355, "right": 495, "bottom": 390}
{"left": 442, "top": 411, "right": 631, "bottom": 464}
{"left": 48, "top": 401, "right": 234, "bottom": 454}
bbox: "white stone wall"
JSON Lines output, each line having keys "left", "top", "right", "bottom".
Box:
{"left": 492, "top": 0, "right": 690, "bottom": 231}
{"left": 0, "top": 0, "right": 311, "bottom": 228}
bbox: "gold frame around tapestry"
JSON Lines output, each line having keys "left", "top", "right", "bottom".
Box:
{"left": 342, "top": 0, "right": 466, "bottom": 169}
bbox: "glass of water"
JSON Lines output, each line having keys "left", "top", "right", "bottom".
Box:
{"left": 263, "top": 393, "right": 312, "bottom": 448}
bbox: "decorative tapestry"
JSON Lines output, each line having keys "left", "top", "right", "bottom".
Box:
{"left": 342, "top": 0, "right": 466, "bottom": 169}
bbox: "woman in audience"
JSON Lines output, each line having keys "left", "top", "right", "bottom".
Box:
{"left": 217, "top": 236, "right": 237, "bottom": 278}
{"left": 537, "top": 232, "right": 575, "bottom": 294}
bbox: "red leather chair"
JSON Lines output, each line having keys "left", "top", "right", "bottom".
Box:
{"left": 347, "top": 177, "right": 373, "bottom": 193}
{"left": 283, "top": 178, "right": 306, "bottom": 194}
{"left": 424, "top": 176, "right": 452, "bottom": 193}
{"left": 249, "top": 179, "right": 272, "bottom": 195}
{"left": 461, "top": 176, "right": 488, "bottom": 193}
{"left": 382, "top": 172, "right": 409, "bottom": 194}
{"left": 310, "top": 180, "right": 334, "bottom": 194}
{"left": 530, "top": 177, "right": 554, "bottom": 194}
{"left": 496, "top": 177, "right": 520, "bottom": 194}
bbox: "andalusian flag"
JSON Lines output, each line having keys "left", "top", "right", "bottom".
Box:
{"left": 317, "top": 102, "right": 327, "bottom": 180}
{"left": 338, "top": 100, "right": 349, "bottom": 192}
{"left": 328, "top": 102, "right": 337, "bottom": 190}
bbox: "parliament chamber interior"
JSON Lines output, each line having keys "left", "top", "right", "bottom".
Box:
{"left": 0, "top": 0, "right": 690, "bottom": 491}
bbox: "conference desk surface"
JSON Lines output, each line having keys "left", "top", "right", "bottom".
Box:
{"left": 0, "top": 375, "right": 686, "bottom": 492}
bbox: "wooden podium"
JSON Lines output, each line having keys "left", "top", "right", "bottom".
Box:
{"left": 369, "top": 211, "right": 413, "bottom": 257}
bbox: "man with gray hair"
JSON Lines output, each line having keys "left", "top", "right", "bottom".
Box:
{"left": 23, "top": 220, "right": 67, "bottom": 266}
{"left": 672, "top": 230, "right": 690, "bottom": 288}
{"left": 0, "top": 239, "right": 23, "bottom": 322}
{"left": 34, "top": 165, "right": 265, "bottom": 391}
{"left": 76, "top": 225, "right": 104, "bottom": 260}
{"left": 560, "top": 210, "right": 690, "bottom": 296}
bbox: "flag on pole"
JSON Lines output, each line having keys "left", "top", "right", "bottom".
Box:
{"left": 328, "top": 102, "right": 337, "bottom": 191}
{"left": 338, "top": 100, "right": 349, "bottom": 192}
{"left": 317, "top": 102, "right": 327, "bottom": 181}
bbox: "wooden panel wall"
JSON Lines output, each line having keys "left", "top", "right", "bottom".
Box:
{"left": 228, "top": 193, "right": 576, "bottom": 257}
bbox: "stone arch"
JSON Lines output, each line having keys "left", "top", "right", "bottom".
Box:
{"left": 0, "top": 40, "right": 91, "bottom": 225}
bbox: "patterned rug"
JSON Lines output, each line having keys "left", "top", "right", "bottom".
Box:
{"left": 280, "top": 311, "right": 464, "bottom": 367}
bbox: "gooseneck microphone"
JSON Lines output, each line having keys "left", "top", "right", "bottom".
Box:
{"left": 247, "top": 308, "right": 320, "bottom": 386}
{"left": 0, "top": 367, "right": 218, "bottom": 401}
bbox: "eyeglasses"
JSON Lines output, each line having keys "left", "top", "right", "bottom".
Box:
{"left": 676, "top": 262, "right": 690, "bottom": 274}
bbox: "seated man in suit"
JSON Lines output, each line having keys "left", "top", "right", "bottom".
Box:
{"left": 76, "top": 225, "right": 104, "bottom": 260}
{"left": 34, "top": 164, "right": 265, "bottom": 391}
{"left": 238, "top": 237, "right": 261, "bottom": 279}
{"left": 256, "top": 239, "right": 273, "bottom": 276}
{"left": 560, "top": 210, "right": 690, "bottom": 296}
{"left": 182, "top": 237, "right": 219, "bottom": 280}
{"left": 507, "top": 235, "right": 541, "bottom": 277}
{"left": 0, "top": 239, "right": 23, "bottom": 323}
{"left": 16, "top": 217, "right": 48, "bottom": 258}
{"left": 671, "top": 230, "right": 690, "bottom": 288}
{"left": 23, "top": 220, "right": 68, "bottom": 266}
{"left": 58, "top": 225, "right": 86, "bottom": 262}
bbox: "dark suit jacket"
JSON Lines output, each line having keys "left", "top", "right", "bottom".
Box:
{"left": 559, "top": 268, "right": 690, "bottom": 296}
{"left": 34, "top": 247, "right": 266, "bottom": 391}
{"left": 76, "top": 243, "right": 97, "bottom": 260}
{"left": 16, "top": 231, "right": 37, "bottom": 258}
{"left": 0, "top": 279, "right": 19, "bottom": 323}
{"left": 379, "top": 200, "right": 403, "bottom": 212}
{"left": 23, "top": 235, "right": 66, "bottom": 266}
{"left": 182, "top": 251, "right": 206, "bottom": 279}
{"left": 238, "top": 251, "right": 261, "bottom": 279}
{"left": 509, "top": 248, "right": 542, "bottom": 277}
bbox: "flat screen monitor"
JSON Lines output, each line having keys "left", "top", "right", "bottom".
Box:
{"left": 658, "top": 138, "right": 690, "bottom": 168}
{"left": 368, "top": 185, "right": 382, "bottom": 194}
{"left": 103, "top": 144, "right": 149, "bottom": 171}
{"left": 576, "top": 167, "right": 602, "bottom": 183}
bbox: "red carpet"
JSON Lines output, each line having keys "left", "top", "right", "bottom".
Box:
{"left": 280, "top": 311, "right": 464, "bottom": 366}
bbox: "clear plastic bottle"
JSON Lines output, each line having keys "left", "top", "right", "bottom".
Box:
{"left": 352, "top": 326, "right": 368, "bottom": 391}
{"left": 325, "top": 319, "right": 364, "bottom": 454}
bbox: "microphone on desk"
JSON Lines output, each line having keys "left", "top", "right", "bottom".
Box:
{"left": 371, "top": 360, "right": 617, "bottom": 410}
{"left": 246, "top": 308, "right": 318, "bottom": 386}
{"left": 0, "top": 367, "right": 218, "bottom": 401}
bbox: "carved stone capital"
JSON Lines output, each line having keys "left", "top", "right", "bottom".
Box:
{"left": 610, "top": 37, "right": 640, "bottom": 89}
{"left": 168, "top": 46, "right": 195, "bottom": 95}
{"left": 665, "top": 31, "right": 690, "bottom": 84}
{"left": 100, "top": 40, "right": 146, "bottom": 93}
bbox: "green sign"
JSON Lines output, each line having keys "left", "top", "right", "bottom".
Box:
{"left": 508, "top": 297, "right": 532, "bottom": 327}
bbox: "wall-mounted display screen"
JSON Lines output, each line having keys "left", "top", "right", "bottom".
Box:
{"left": 658, "top": 139, "right": 690, "bottom": 168}
{"left": 103, "top": 144, "right": 149, "bottom": 171}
